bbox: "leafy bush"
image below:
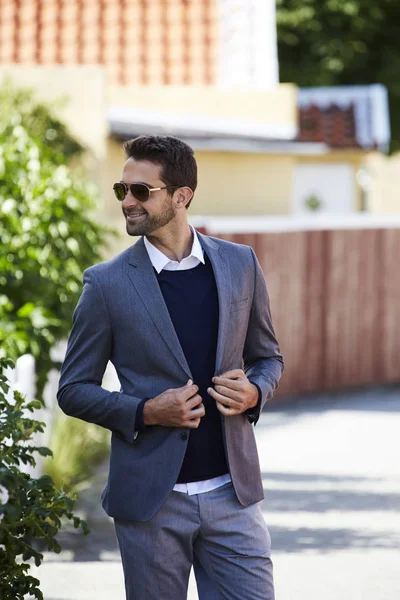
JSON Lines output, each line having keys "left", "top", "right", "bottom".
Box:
{"left": 0, "top": 79, "right": 116, "bottom": 399}
{"left": 0, "top": 81, "right": 117, "bottom": 594}
{"left": 0, "top": 357, "right": 89, "bottom": 600}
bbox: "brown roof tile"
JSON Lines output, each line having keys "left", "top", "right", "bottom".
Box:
{"left": 298, "top": 103, "right": 359, "bottom": 148}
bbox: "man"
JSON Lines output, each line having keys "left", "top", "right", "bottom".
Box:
{"left": 58, "top": 135, "right": 283, "bottom": 600}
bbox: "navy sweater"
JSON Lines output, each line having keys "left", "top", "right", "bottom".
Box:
{"left": 156, "top": 254, "right": 228, "bottom": 483}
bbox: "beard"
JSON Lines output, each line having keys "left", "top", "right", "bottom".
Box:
{"left": 124, "top": 198, "right": 176, "bottom": 237}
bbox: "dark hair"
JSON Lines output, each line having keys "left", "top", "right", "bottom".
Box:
{"left": 123, "top": 135, "right": 197, "bottom": 208}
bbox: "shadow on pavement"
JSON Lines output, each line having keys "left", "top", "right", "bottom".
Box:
{"left": 51, "top": 520, "right": 120, "bottom": 562}
{"left": 262, "top": 470, "right": 400, "bottom": 553}
{"left": 261, "top": 473, "right": 400, "bottom": 513}
{"left": 269, "top": 525, "right": 400, "bottom": 553}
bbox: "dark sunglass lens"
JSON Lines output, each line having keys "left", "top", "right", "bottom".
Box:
{"left": 130, "top": 184, "right": 150, "bottom": 202}
{"left": 113, "top": 183, "right": 126, "bottom": 201}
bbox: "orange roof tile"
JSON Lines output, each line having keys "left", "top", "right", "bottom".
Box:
{"left": 0, "top": 0, "right": 217, "bottom": 85}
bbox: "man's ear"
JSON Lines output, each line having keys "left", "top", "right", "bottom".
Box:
{"left": 174, "top": 186, "right": 193, "bottom": 209}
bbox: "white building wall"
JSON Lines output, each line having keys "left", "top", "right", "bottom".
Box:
{"left": 217, "top": 0, "right": 279, "bottom": 89}
{"left": 292, "top": 164, "right": 356, "bottom": 215}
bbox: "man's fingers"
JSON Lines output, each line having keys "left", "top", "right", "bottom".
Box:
{"left": 207, "top": 387, "right": 241, "bottom": 409}
{"left": 180, "top": 383, "right": 199, "bottom": 400}
{"left": 186, "top": 417, "right": 201, "bottom": 429}
{"left": 187, "top": 402, "right": 205, "bottom": 418}
{"left": 186, "top": 394, "right": 203, "bottom": 410}
{"left": 213, "top": 382, "right": 242, "bottom": 396}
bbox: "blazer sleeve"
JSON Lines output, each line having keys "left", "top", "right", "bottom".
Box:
{"left": 57, "top": 268, "right": 140, "bottom": 445}
{"left": 243, "top": 247, "right": 284, "bottom": 424}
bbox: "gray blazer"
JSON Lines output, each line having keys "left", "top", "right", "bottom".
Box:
{"left": 57, "top": 232, "right": 283, "bottom": 521}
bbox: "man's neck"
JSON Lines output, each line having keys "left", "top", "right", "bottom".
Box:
{"left": 146, "top": 223, "right": 193, "bottom": 263}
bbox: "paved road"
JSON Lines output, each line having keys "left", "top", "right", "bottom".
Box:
{"left": 29, "top": 386, "right": 400, "bottom": 599}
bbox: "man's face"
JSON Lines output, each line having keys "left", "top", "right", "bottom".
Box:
{"left": 120, "top": 158, "right": 176, "bottom": 237}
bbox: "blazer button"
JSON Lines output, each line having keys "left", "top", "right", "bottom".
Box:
{"left": 180, "top": 432, "right": 188, "bottom": 441}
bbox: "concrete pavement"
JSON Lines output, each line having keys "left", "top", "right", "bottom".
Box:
{"left": 29, "top": 386, "right": 400, "bottom": 599}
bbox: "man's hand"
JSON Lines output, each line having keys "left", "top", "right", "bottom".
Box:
{"left": 143, "top": 379, "right": 205, "bottom": 428}
{"left": 207, "top": 369, "right": 258, "bottom": 416}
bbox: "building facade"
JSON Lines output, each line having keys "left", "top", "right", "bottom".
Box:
{"left": 0, "top": 0, "right": 394, "bottom": 257}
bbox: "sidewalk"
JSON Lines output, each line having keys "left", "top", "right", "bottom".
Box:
{"left": 30, "top": 386, "right": 400, "bottom": 599}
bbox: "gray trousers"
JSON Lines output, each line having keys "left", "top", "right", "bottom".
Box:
{"left": 114, "top": 483, "right": 274, "bottom": 600}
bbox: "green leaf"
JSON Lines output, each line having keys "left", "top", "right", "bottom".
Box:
{"left": 37, "top": 447, "right": 52, "bottom": 458}
{"left": 81, "top": 519, "right": 90, "bottom": 536}
{"left": 1, "top": 358, "right": 15, "bottom": 369}
{"left": 16, "top": 302, "right": 36, "bottom": 318}
{"left": 34, "top": 552, "right": 44, "bottom": 567}
{"left": 0, "top": 381, "right": 9, "bottom": 393}
{"left": 26, "top": 400, "right": 43, "bottom": 411}
{"left": 53, "top": 541, "right": 62, "bottom": 554}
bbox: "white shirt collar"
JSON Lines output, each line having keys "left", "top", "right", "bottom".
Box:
{"left": 143, "top": 226, "right": 205, "bottom": 274}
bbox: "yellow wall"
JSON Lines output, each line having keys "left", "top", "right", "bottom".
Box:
{"left": 0, "top": 66, "right": 107, "bottom": 162}
{"left": 194, "top": 151, "right": 294, "bottom": 215}
{"left": 365, "top": 152, "right": 400, "bottom": 213}
{"left": 108, "top": 84, "right": 298, "bottom": 132}
{"left": 103, "top": 138, "right": 135, "bottom": 256}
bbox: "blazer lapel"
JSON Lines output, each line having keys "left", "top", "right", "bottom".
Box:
{"left": 126, "top": 238, "right": 192, "bottom": 379}
{"left": 198, "top": 233, "right": 232, "bottom": 376}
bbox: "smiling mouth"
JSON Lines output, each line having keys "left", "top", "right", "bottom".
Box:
{"left": 126, "top": 213, "right": 146, "bottom": 219}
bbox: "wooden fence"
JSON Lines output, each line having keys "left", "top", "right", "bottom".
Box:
{"left": 195, "top": 216, "right": 400, "bottom": 396}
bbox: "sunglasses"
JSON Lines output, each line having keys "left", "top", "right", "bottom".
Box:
{"left": 113, "top": 182, "right": 180, "bottom": 203}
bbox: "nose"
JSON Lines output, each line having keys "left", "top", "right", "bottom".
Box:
{"left": 121, "top": 187, "right": 139, "bottom": 210}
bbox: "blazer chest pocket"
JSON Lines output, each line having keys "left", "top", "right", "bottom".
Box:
{"left": 230, "top": 297, "right": 249, "bottom": 313}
